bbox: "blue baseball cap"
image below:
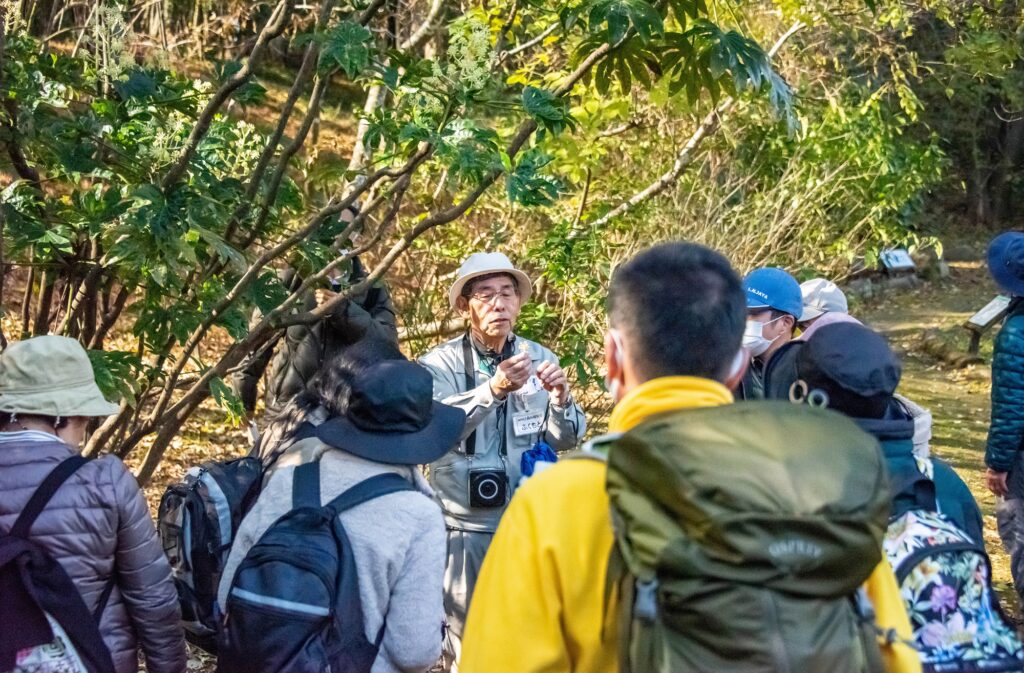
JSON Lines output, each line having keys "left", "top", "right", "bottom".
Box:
{"left": 744, "top": 267, "right": 803, "bottom": 318}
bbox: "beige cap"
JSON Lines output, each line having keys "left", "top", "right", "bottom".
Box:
{"left": 0, "top": 336, "right": 120, "bottom": 417}
{"left": 800, "top": 278, "right": 849, "bottom": 322}
{"left": 448, "top": 252, "right": 532, "bottom": 309}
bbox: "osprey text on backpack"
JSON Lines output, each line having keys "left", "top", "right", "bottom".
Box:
{"left": 884, "top": 468, "right": 1024, "bottom": 672}
{"left": 217, "top": 461, "right": 413, "bottom": 673}
{"left": 601, "top": 402, "right": 892, "bottom": 673}
{"left": 0, "top": 456, "right": 116, "bottom": 673}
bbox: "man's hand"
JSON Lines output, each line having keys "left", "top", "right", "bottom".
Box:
{"left": 987, "top": 468, "right": 1010, "bottom": 497}
{"left": 489, "top": 352, "right": 531, "bottom": 399}
{"left": 314, "top": 288, "right": 338, "bottom": 307}
{"left": 536, "top": 361, "right": 570, "bottom": 407}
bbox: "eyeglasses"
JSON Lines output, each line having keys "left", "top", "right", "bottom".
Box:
{"left": 469, "top": 289, "right": 519, "bottom": 306}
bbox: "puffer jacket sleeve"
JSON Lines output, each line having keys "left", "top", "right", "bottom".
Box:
{"left": 230, "top": 306, "right": 279, "bottom": 415}
{"left": 986, "top": 312, "right": 1024, "bottom": 472}
{"left": 324, "top": 282, "right": 399, "bottom": 346}
{"left": 111, "top": 460, "right": 187, "bottom": 673}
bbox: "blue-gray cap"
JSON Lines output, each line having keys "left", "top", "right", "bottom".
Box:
{"left": 743, "top": 267, "right": 803, "bottom": 318}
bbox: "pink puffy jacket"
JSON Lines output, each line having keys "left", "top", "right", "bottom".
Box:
{"left": 0, "top": 432, "right": 186, "bottom": 673}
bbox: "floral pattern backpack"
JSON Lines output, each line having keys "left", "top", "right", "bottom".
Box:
{"left": 884, "top": 463, "right": 1024, "bottom": 673}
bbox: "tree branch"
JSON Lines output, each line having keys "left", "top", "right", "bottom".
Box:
{"left": 124, "top": 33, "right": 617, "bottom": 484}
{"left": 583, "top": 21, "right": 803, "bottom": 232}
{"left": 224, "top": 0, "right": 336, "bottom": 244}
{"left": 499, "top": 21, "right": 558, "bottom": 64}
{"left": 142, "top": 149, "right": 426, "bottom": 431}
{"left": 160, "top": 0, "right": 294, "bottom": 191}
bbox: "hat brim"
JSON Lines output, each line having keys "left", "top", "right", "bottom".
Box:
{"left": 316, "top": 402, "right": 466, "bottom": 465}
{"left": 0, "top": 379, "right": 120, "bottom": 417}
{"left": 746, "top": 298, "right": 770, "bottom": 311}
{"left": 449, "top": 268, "right": 533, "bottom": 309}
{"left": 988, "top": 232, "right": 1024, "bottom": 296}
{"left": 799, "top": 306, "right": 826, "bottom": 322}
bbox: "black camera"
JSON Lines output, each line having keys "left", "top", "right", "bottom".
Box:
{"left": 468, "top": 468, "right": 509, "bottom": 508}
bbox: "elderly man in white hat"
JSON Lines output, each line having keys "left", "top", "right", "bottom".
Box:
{"left": 419, "top": 252, "right": 586, "bottom": 670}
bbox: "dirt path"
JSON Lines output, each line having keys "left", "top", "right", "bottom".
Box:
{"left": 856, "top": 261, "right": 1017, "bottom": 607}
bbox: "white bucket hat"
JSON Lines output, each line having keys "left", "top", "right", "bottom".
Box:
{"left": 799, "top": 278, "right": 849, "bottom": 322}
{"left": 0, "top": 335, "right": 120, "bottom": 417}
{"left": 448, "top": 252, "right": 533, "bottom": 309}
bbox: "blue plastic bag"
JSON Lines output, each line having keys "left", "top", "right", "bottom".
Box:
{"left": 520, "top": 440, "right": 558, "bottom": 479}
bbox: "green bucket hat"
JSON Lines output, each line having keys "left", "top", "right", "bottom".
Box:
{"left": 0, "top": 336, "right": 119, "bottom": 417}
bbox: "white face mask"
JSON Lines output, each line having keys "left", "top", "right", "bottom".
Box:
{"left": 743, "top": 317, "right": 782, "bottom": 358}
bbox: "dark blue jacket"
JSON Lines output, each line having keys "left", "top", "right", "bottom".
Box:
{"left": 986, "top": 299, "right": 1024, "bottom": 472}
{"left": 859, "top": 416, "right": 984, "bottom": 544}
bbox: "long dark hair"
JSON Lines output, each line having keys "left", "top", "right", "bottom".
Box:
{"left": 258, "top": 337, "right": 405, "bottom": 459}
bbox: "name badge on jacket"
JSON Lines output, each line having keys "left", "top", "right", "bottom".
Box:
{"left": 513, "top": 410, "right": 545, "bottom": 437}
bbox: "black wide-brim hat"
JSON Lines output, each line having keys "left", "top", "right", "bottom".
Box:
{"left": 988, "top": 231, "right": 1024, "bottom": 297}
{"left": 316, "top": 360, "right": 466, "bottom": 465}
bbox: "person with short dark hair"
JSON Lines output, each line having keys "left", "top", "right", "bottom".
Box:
{"left": 738, "top": 267, "right": 802, "bottom": 399}
{"left": 459, "top": 242, "right": 919, "bottom": 673}
{"left": 419, "top": 252, "right": 586, "bottom": 670}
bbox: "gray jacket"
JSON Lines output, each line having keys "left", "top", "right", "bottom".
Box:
{"left": 420, "top": 334, "right": 586, "bottom": 532}
{"left": 0, "top": 432, "right": 186, "bottom": 673}
{"left": 219, "top": 441, "right": 446, "bottom": 673}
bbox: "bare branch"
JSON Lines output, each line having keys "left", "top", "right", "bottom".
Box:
{"left": 87, "top": 284, "right": 130, "bottom": 350}
{"left": 401, "top": 0, "right": 444, "bottom": 51}
{"left": 572, "top": 167, "right": 592, "bottom": 229}
{"left": 499, "top": 21, "right": 558, "bottom": 63}
{"left": 143, "top": 149, "right": 427, "bottom": 429}
{"left": 583, "top": 21, "right": 803, "bottom": 231}
{"left": 57, "top": 241, "right": 103, "bottom": 336}
{"left": 242, "top": 73, "right": 331, "bottom": 247}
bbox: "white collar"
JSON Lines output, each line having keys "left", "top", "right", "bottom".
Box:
{"left": 0, "top": 429, "right": 64, "bottom": 444}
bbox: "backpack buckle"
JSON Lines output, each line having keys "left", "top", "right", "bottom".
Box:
{"left": 634, "top": 579, "right": 659, "bottom": 624}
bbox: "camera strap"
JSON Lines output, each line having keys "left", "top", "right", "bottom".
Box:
{"left": 461, "top": 335, "right": 478, "bottom": 457}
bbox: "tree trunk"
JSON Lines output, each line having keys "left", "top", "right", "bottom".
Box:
{"left": 32, "top": 268, "right": 55, "bottom": 336}
{"left": 991, "top": 119, "right": 1024, "bottom": 224}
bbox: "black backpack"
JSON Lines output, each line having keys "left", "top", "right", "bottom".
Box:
{"left": 157, "top": 423, "right": 317, "bottom": 652}
{"left": 157, "top": 455, "right": 263, "bottom": 652}
{"left": 0, "top": 456, "right": 116, "bottom": 673}
{"left": 217, "top": 461, "right": 413, "bottom": 673}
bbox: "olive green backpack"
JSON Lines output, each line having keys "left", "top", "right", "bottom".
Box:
{"left": 593, "top": 401, "right": 893, "bottom": 673}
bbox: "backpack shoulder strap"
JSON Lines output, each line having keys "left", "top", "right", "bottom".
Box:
{"left": 324, "top": 473, "right": 414, "bottom": 515}
{"left": 890, "top": 463, "right": 938, "bottom": 514}
{"left": 10, "top": 454, "right": 89, "bottom": 538}
{"left": 292, "top": 461, "right": 322, "bottom": 509}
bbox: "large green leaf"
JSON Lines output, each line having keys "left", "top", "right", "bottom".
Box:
{"left": 319, "top": 21, "right": 373, "bottom": 78}
{"left": 585, "top": 0, "right": 664, "bottom": 44}
{"left": 522, "top": 87, "right": 578, "bottom": 136}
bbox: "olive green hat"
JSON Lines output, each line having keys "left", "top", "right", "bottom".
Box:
{"left": 0, "top": 335, "right": 119, "bottom": 417}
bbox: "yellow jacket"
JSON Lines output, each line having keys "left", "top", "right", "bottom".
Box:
{"left": 460, "top": 376, "right": 921, "bottom": 673}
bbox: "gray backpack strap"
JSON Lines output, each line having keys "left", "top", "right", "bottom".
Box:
{"left": 566, "top": 432, "right": 623, "bottom": 463}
